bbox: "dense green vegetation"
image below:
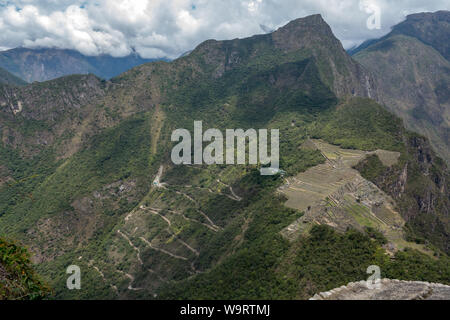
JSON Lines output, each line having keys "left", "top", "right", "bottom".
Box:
{"left": 310, "top": 98, "right": 405, "bottom": 152}
{"left": 356, "top": 155, "right": 388, "bottom": 182}
{"left": 157, "top": 179, "right": 301, "bottom": 300}
{"left": 159, "top": 225, "right": 450, "bottom": 299}
{"left": 0, "top": 237, "right": 50, "bottom": 299}
{"left": 364, "top": 226, "right": 388, "bottom": 246}
{"left": 0, "top": 113, "right": 156, "bottom": 235}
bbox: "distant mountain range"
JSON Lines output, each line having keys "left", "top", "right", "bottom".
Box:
{"left": 0, "top": 48, "right": 165, "bottom": 83}
{"left": 0, "top": 66, "right": 27, "bottom": 86}
{"left": 352, "top": 10, "right": 450, "bottom": 164}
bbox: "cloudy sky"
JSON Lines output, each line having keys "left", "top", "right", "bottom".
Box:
{"left": 0, "top": 0, "right": 448, "bottom": 58}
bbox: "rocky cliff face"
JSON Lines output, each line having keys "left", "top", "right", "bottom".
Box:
{"left": 0, "top": 74, "right": 106, "bottom": 121}
{"left": 311, "top": 279, "right": 450, "bottom": 300}
{"left": 272, "top": 15, "right": 376, "bottom": 99}
{"left": 192, "top": 14, "right": 377, "bottom": 100}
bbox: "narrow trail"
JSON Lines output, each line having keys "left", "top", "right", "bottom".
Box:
{"left": 89, "top": 261, "right": 118, "bottom": 293}
{"left": 184, "top": 185, "right": 215, "bottom": 194}
{"left": 146, "top": 207, "right": 199, "bottom": 255}
{"left": 165, "top": 187, "right": 221, "bottom": 231}
{"left": 166, "top": 209, "right": 219, "bottom": 232}
{"left": 147, "top": 208, "right": 172, "bottom": 226}
{"left": 152, "top": 165, "right": 164, "bottom": 187}
{"left": 177, "top": 238, "right": 200, "bottom": 256}
{"left": 216, "top": 179, "right": 242, "bottom": 201}
{"left": 139, "top": 237, "right": 189, "bottom": 261}
{"left": 124, "top": 210, "right": 135, "bottom": 222}
{"left": 183, "top": 185, "right": 242, "bottom": 202}
{"left": 147, "top": 268, "right": 166, "bottom": 283}
{"left": 228, "top": 186, "right": 243, "bottom": 201}
{"left": 190, "top": 261, "right": 202, "bottom": 274}
{"left": 116, "top": 269, "right": 143, "bottom": 291}
{"left": 174, "top": 189, "right": 196, "bottom": 202}
{"left": 198, "top": 210, "right": 221, "bottom": 231}
{"left": 117, "top": 230, "right": 143, "bottom": 265}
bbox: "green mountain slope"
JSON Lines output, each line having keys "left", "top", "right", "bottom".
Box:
{"left": 0, "top": 237, "right": 50, "bottom": 299}
{"left": 0, "top": 14, "right": 448, "bottom": 300}
{"left": 353, "top": 11, "right": 450, "bottom": 164}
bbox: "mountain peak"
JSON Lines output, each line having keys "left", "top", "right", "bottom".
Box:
{"left": 188, "top": 14, "right": 375, "bottom": 100}
{"left": 192, "top": 14, "right": 338, "bottom": 57}
{"left": 280, "top": 13, "right": 327, "bottom": 28}
{"left": 272, "top": 14, "right": 338, "bottom": 51}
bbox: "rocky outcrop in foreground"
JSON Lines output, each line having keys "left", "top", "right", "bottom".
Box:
{"left": 310, "top": 279, "right": 450, "bottom": 300}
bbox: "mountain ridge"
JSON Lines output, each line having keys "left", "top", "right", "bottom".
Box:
{"left": 188, "top": 14, "right": 376, "bottom": 100}
{"left": 353, "top": 10, "right": 450, "bottom": 164}
{"left": 0, "top": 47, "right": 165, "bottom": 83}
{"left": 350, "top": 10, "right": 450, "bottom": 58}
{"left": 389, "top": 10, "right": 450, "bottom": 60}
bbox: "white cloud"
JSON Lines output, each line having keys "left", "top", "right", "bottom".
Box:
{"left": 0, "top": 0, "right": 448, "bottom": 58}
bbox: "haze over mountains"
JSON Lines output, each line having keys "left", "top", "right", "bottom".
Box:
{"left": 0, "top": 66, "right": 27, "bottom": 86}
{"left": 0, "top": 48, "right": 163, "bottom": 83}
{"left": 0, "top": 12, "right": 449, "bottom": 300}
